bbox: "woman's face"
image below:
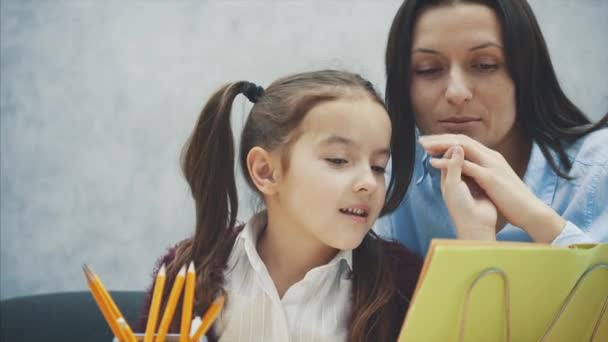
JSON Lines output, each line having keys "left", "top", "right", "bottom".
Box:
{"left": 409, "top": 3, "right": 518, "bottom": 151}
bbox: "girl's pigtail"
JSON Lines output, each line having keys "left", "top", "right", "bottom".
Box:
{"left": 165, "top": 81, "right": 251, "bottom": 331}
{"left": 183, "top": 82, "right": 247, "bottom": 261}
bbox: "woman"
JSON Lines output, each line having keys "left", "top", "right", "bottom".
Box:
{"left": 382, "top": 0, "right": 608, "bottom": 257}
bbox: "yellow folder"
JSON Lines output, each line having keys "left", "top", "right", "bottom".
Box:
{"left": 398, "top": 239, "right": 608, "bottom": 341}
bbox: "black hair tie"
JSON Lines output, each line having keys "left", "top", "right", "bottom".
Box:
{"left": 243, "top": 82, "right": 264, "bottom": 103}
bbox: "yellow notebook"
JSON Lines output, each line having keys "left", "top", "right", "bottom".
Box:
{"left": 398, "top": 239, "right": 608, "bottom": 341}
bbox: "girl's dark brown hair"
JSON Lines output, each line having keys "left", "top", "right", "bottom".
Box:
{"left": 386, "top": 0, "right": 608, "bottom": 179}
{"left": 163, "top": 70, "right": 414, "bottom": 341}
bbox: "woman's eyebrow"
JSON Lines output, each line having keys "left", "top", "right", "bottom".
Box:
{"left": 412, "top": 48, "right": 440, "bottom": 55}
{"left": 469, "top": 42, "right": 503, "bottom": 51}
{"left": 412, "top": 42, "right": 503, "bottom": 54}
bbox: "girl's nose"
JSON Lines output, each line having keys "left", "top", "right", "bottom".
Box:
{"left": 353, "top": 167, "right": 378, "bottom": 193}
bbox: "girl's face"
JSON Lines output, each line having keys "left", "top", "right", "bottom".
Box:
{"left": 271, "top": 97, "right": 391, "bottom": 251}
{"left": 409, "top": 3, "right": 518, "bottom": 151}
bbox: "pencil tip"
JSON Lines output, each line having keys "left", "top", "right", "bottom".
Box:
{"left": 178, "top": 264, "right": 186, "bottom": 275}
{"left": 187, "top": 261, "right": 195, "bottom": 273}
{"left": 158, "top": 264, "right": 166, "bottom": 276}
{"left": 82, "top": 264, "right": 93, "bottom": 281}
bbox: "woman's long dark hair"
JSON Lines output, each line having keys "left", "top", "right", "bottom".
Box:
{"left": 160, "top": 70, "right": 414, "bottom": 341}
{"left": 386, "top": 0, "right": 608, "bottom": 179}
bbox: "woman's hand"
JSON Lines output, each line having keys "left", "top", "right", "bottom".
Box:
{"left": 437, "top": 145, "right": 497, "bottom": 240}
{"left": 420, "top": 134, "right": 566, "bottom": 243}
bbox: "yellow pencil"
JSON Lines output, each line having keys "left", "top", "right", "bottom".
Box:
{"left": 155, "top": 265, "right": 186, "bottom": 342}
{"left": 83, "top": 265, "right": 126, "bottom": 342}
{"left": 88, "top": 265, "right": 138, "bottom": 342}
{"left": 144, "top": 264, "right": 166, "bottom": 342}
{"left": 180, "top": 262, "right": 196, "bottom": 342}
{"left": 190, "top": 296, "right": 225, "bottom": 342}
{"left": 117, "top": 317, "right": 138, "bottom": 342}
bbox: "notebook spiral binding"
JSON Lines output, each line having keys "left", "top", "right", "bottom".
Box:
{"left": 539, "top": 263, "right": 608, "bottom": 342}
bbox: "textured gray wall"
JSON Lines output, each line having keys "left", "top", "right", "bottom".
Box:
{"left": 1, "top": 0, "right": 607, "bottom": 300}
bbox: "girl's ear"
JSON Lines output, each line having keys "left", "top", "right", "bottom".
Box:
{"left": 247, "top": 147, "right": 281, "bottom": 195}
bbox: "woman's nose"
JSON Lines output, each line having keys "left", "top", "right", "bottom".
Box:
{"left": 445, "top": 69, "right": 473, "bottom": 106}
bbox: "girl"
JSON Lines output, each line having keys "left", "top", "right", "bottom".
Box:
{"left": 138, "top": 70, "right": 422, "bottom": 341}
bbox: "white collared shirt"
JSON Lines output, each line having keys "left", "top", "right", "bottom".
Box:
{"left": 214, "top": 212, "right": 353, "bottom": 342}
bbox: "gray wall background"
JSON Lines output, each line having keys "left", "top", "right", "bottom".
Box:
{"left": 1, "top": 0, "right": 607, "bottom": 300}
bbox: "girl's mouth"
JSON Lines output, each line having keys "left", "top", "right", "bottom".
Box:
{"left": 339, "top": 207, "right": 369, "bottom": 219}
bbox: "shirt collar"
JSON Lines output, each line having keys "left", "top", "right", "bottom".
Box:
{"left": 416, "top": 144, "right": 439, "bottom": 185}
{"left": 234, "top": 211, "right": 353, "bottom": 272}
{"left": 414, "top": 128, "right": 437, "bottom": 185}
{"left": 327, "top": 248, "right": 353, "bottom": 272}
{"left": 238, "top": 210, "right": 267, "bottom": 246}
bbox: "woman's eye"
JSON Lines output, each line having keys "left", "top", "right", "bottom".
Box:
{"left": 472, "top": 63, "right": 499, "bottom": 72}
{"left": 325, "top": 158, "right": 348, "bottom": 166}
{"left": 414, "top": 67, "right": 442, "bottom": 76}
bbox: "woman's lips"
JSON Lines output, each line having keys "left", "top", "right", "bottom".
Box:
{"left": 437, "top": 118, "right": 482, "bottom": 130}
{"left": 439, "top": 117, "right": 481, "bottom": 123}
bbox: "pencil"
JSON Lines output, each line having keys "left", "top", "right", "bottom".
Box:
{"left": 190, "top": 296, "right": 225, "bottom": 342}
{"left": 83, "top": 264, "right": 126, "bottom": 342}
{"left": 144, "top": 264, "right": 166, "bottom": 342}
{"left": 155, "top": 265, "right": 186, "bottom": 342}
{"left": 117, "top": 317, "right": 138, "bottom": 342}
{"left": 180, "top": 262, "right": 196, "bottom": 342}
{"left": 88, "top": 265, "right": 138, "bottom": 342}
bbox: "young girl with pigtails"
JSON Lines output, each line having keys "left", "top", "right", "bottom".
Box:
{"left": 138, "top": 70, "right": 422, "bottom": 341}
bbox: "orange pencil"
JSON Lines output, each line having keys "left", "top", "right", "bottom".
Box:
{"left": 117, "top": 317, "right": 138, "bottom": 342}
{"left": 83, "top": 265, "right": 126, "bottom": 341}
{"left": 180, "top": 262, "right": 196, "bottom": 342}
{"left": 87, "top": 265, "right": 138, "bottom": 342}
{"left": 144, "top": 264, "right": 166, "bottom": 342}
{"left": 190, "top": 296, "right": 225, "bottom": 342}
{"left": 155, "top": 265, "right": 186, "bottom": 342}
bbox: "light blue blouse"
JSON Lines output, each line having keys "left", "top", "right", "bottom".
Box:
{"left": 376, "top": 128, "right": 608, "bottom": 257}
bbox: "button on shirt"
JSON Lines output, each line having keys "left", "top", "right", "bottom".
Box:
{"left": 376, "top": 128, "right": 608, "bottom": 257}
{"left": 214, "top": 212, "right": 353, "bottom": 342}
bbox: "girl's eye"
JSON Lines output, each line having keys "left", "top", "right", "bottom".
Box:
{"left": 326, "top": 158, "right": 348, "bottom": 166}
{"left": 372, "top": 166, "right": 386, "bottom": 174}
{"left": 472, "top": 63, "right": 499, "bottom": 72}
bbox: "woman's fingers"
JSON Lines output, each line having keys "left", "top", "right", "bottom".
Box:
{"left": 438, "top": 145, "right": 466, "bottom": 198}
{"left": 445, "top": 145, "right": 464, "bottom": 191}
{"left": 435, "top": 145, "right": 498, "bottom": 241}
{"left": 431, "top": 157, "right": 492, "bottom": 191}
{"left": 419, "top": 134, "right": 492, "bottom": 165}
{"left": 461, "top": 159, "right": 491, "bottom": 189}
{"left": 439, "top": 147, "right": 454, "bottom": 194}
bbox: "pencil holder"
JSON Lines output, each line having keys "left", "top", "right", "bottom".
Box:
{"left": 112, "top": 333, "right": 205, "bottom": 342}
